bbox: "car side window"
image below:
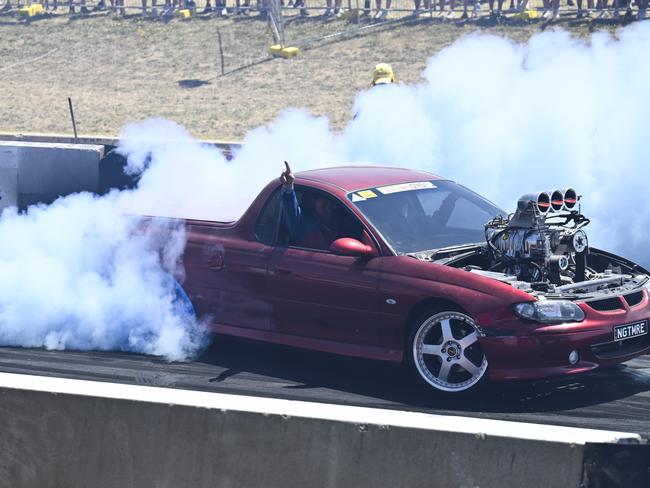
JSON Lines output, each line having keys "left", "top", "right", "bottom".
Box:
{"left": 280, "top": 187, "right": 364, "bottom": 251}
{"left": 254, "top": 188, "right": 282, "bottom": 245}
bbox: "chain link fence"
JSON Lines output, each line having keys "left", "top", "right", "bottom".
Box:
{"left": 267, "top": 0, "right": 640, "bottom": 49}
{"left": 6, "top": 0, "right": 642, "bottom": 25}
{"left": 4, "top": 0, "right": 643, "bottom": 54}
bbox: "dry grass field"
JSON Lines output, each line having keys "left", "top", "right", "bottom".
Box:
{"left": 0, "top": 4, "right": 631, "bottom": 140}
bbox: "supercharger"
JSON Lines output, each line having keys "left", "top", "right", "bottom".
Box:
{"left": 485, "top": 188, "right": 590, "bottom": 285}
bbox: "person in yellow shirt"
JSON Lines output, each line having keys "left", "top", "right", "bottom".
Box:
{"left": 371, "top": 63, "right": 396, "bottom": 87}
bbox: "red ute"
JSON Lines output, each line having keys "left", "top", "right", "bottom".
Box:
{"left": 181, "top": 166, "right": 650, "bottom": 393}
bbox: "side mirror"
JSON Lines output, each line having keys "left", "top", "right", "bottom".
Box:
{"left": 330, "top": 238, "right": 376, "bottom": 258}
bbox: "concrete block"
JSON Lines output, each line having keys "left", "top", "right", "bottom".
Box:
{"left": 0, "top": 149, "right": 18, "bottom": 212}
{"left": 269, "top": 45, "right": 300, "bottom": 58}
{"left": 0, "top": 141, "right": 103, "bottom": 209}
{"left": 19, "top": 3, "right": 45, "bottom": 16}
{"left": 0, "top": 132, "right": 240, "bottom": 160}
{"left": 0, "top": 372, "right": 644, "bottom": 488}
{"left": 513, "top": 9, "right": 541, "bottom": 20}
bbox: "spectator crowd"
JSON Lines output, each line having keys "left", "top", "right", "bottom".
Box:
{"left": 1, "top": 0, "right": 647, "bottom": 20}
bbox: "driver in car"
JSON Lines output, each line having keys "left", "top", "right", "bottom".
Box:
{"left": 280, "top": 162, "right": 339, "bottom": 250}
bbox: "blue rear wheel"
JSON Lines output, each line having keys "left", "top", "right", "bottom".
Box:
{"left": 172, "top": 279, "right": 196, "bottom": 319}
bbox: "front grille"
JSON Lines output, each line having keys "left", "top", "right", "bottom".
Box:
{"left": 587, "top": 297, "right": 624, "bottom": 312}
{"left": 586, "top": 292, "right": 644, "bottom": 312}
{"left": 624, "top": 291, "right": 644, "bottom": 308}
{"left": 591, "top": 335, "right": 650, "bottom": 359}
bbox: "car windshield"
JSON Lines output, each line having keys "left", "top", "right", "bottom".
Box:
{"left": 348, "top": 180, "right": 505, "bottom": 254}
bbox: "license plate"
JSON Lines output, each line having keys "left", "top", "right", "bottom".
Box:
{"left": 613, "top": 321, "right": 648, "bottom": 341}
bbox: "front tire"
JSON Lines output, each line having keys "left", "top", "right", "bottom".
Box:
{"left": 408, "top": 309, "right": 488, "bottom": 393}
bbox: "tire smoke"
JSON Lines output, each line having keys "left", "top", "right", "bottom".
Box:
{"left": 0, "top": 181, "right": 208, "bottom": 361}
{"left": 122, "top": 23, "right": 650, "bottom": 266}
{"left": 347, "top": 23, "right": 650, "bottom": 265}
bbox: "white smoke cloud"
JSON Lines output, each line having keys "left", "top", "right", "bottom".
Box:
{"left": 120, "top": 22, "right": 650, "bottom": 265}
{"left": 346, "top": 23, "right": 650, "bottom": 263}
{"left": 117, "top": 111, "right": 343, "bottom": 221}
{"left": 0, "top": 189, "right": 207, "bottom": 361}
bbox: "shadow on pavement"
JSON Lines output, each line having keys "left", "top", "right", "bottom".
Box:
{"left": 197, "top": 334, "right": 650, "bottom": 417}
{"left": 1, "top": 335, "right": 647, "bottom": 435}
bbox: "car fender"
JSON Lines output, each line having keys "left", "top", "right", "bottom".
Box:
{"left": 380, "top": 255, "right": 532, "bottom": 330}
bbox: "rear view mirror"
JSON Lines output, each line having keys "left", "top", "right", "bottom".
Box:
{"left": 330, "top": 238, "right": 376, "bottom": 258}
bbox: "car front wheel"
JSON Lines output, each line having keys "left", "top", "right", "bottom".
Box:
{"left": 409, "top": 309, "right": 488, "bottom": 393}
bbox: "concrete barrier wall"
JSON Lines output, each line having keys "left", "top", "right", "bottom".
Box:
{"left": 0, "top": 149, "right": 18, "bottom": 212}
{"left": 0, "top": 141, "right": 104, "bottom": 210}
{"left": 0, "top": 132, "right": 124, "bottom": 147}
{"left": 0, "top": 372, "right": 644, "bottom": 488}
{"left": 0, "top": 133, "right": 243, "bottom": 202}
{"left": 0, "top": 132, "right": 241, "bottom": 156}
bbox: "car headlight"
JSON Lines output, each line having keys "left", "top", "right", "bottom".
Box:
{"left": 513, "top": 300, "right": 585, "bottom": 323}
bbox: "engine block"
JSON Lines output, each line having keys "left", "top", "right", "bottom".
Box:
{"left": 485, "top": 189, "right": 588, "bottom": 285}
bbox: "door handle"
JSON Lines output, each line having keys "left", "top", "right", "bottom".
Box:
{"left": 274, "top": 268, "right": 292, "bottom": 275}
{"left": 208, "top": 254, "right": 224, "bottom": 271}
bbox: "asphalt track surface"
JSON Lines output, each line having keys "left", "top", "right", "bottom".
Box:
{"left": 1, "top": 338, "right": 649, "bottom": 439}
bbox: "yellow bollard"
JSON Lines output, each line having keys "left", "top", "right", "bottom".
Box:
{"left": 269, "top": 45, "right": 300, "bottom": 59}
{"left": 19, "top": 3, "right": 45, "bottom": 16}
{"left": 175, "top": 8, "right": 192, "bottom": 18}
{"left": 513, "top": 9, "right": 540, "bottom": 20}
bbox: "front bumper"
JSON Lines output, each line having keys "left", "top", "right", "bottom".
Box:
{"left": 480, "top": 290, "right": 650, "bottom": 382}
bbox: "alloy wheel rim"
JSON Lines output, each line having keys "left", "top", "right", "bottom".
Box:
{"left": 413, "top": 311, "right": 488, "bottom": 392}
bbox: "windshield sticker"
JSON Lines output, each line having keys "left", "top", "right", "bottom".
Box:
{"left": 376, "top": 181, "right": 436, "bottom": 195}
{"left": 357, "top": 189, "right": 378, "bottom": 199}
{"left": 351, "top": 193, "right": 366, "bottom": 202}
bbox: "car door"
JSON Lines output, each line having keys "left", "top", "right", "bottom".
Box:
{"left": 182, "top": 191, "right": 282, "bottom": 331}
{"left": 267, "top": 186, "right": 390, "bottom": 352}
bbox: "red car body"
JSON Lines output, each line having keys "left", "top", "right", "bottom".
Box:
{"left": 181, "top": 166, "right": 650, "bottom": 385}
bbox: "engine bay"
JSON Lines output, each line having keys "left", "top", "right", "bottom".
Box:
{"left": 415, "top": 189, "right": 650, "bottom": 299}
